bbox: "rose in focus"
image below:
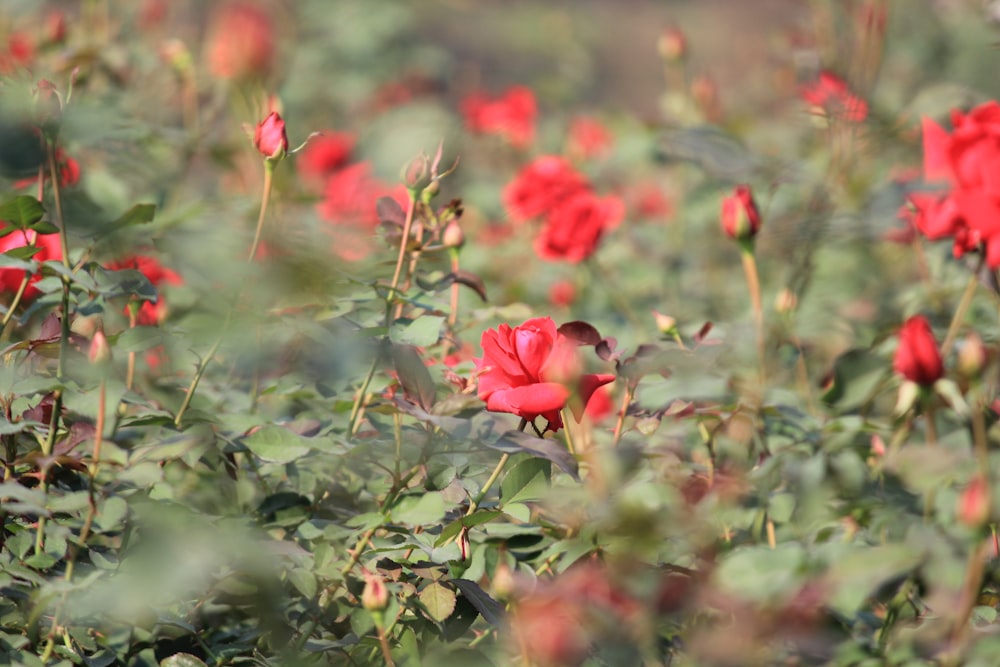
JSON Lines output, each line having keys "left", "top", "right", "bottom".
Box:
{"left": 476, "top": 316, "right": 614, "bottom": 431}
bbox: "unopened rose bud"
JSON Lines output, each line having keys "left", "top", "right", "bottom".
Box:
{"left": 253, "top": 111, "right": 288, "bottom": 161}
{"left": 958, "top": 475, "right": 990, "bottom": 528}
{"left": 720, "top": 184, "right": 761, "bottom": 243}
{"left": 957, "top": 332, "right": 987, "bottom": 380}
{"left": 402, "top": 153, "right": 430, "bottom": 190}
{"left": 491, "top": 562, "right": 516, "bottom": 600}
{"left": 362, "top": 573, "right": 389, "bottom": 612}
{"left": 442, "top": 221, "right": 465, "bottom": 249}
{"left": 653, "top": 310, "right": 677, "bottom": 336}
{"left": 658, "top": 27, "right": 687, "bottom": 62}
{"left": 89, "top": 330, "right": 111, "bottom": 366}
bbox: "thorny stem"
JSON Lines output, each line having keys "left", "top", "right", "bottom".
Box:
{"left": 387, "top": 191, "right": 417, "bottom": 324}
{"left": 375, "top": 619, "right": 396, "bottom": 667}
{"left": 440, "top": 249, "right": 461, "bottom": 362}
{"left": 611, "top": 385, "right": 634, "bottom": 448}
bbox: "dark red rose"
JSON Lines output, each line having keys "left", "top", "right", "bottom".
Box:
{"left": 893, "top": 315, "right": 943, "bottom": 386}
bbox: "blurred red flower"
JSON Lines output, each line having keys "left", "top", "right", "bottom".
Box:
{"left": 461, "top": 85, "right": 537, "bottom": 149}
{"left": 907, "top": 102, "right": 1000, "bottom": 267}
{"left": 0, "top": 33, "right": 33, "bottom": 73}
{"left": 628, "top": 181, "right": 673, "bottom": 219}
{"left": 720, "top": 184, "right": 761, "bottom": 242}
{"left": 800, "top": 71, "right": 868, "bottom": 122}
{"left": 476, "top": 316, "right": 614, "bottom": 432}
{"left": 567, "top": 116, "right": 613, "bottom": 161}
{"left": 534, "top": 191, "right": 624, "bottom": 263}
{"left": 508, "top": 560, "right": 640, "bottom": 666}
{"left": 549, "top": 280, "right": 576, "bottom": 308}
{"left": 0, "top": 226, "right": 61, "bottom": 301}
{"left": 296, "top": 132, "right": 355, "bottom": 188}
{"left": 206, "top": 2, "right": 274, "bottom": 80}
{"left": 105, "top": 255, "right": 183, "bottom": 326}
{"left": 316, "top": 162, "right": 407, "bottom": 261}
{"left": 893, "top": 315, "right": 943, "bottom": 386}
{"left": 502, "top": 156, "right": 588, "bottom": 224}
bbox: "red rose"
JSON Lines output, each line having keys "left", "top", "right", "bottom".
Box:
{"left": 254, "top": 111, "right": 288, "bottom": 160}
{"left": 296, "top": 132, "right": 354, "bottom": 188}
{"left": 534, "top": 191, "right": 624, "bottom": 263}
{"left": 0, "top": 226, "right": 61, "bottom": 301}
{"left": 800, "top": 71, "right": 868, "bottom": 122}
{"left": 567, "top": 117, "right": 613, "bottom": 161}
{"left": 206, "top": 2, "right": 274, "bottom": 80}
{"left": 720, "top": 184, "right": 761, "bottom": 242}
{"left": 909, "top": 102, "right": 1000, "bottom": 267}
{"left": 475, "top": 317, "right": 614, "bottom": 431}
{"left": 502, "top": 156, "right": 589, "bottom": 224}
{"left": 105, "top": 255, "right": 183, "bottom": 326}
{"left": 315, "top": 161, "right": 407, "bottom": 261}
{"left": 461, "top": 85, "right": 537, "bottom": 149}
{"left": 893, "top": 315, "right": 943, "bottom": 386}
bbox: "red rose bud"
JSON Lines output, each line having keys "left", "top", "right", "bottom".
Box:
{"left": 401, "top": 153, "right": 429, "bottom": 190}
{"left": 720, "top": 184, "right": 761, "bottom": 242}
{"left": 361, "top": 573, "right": 389, "bottom": 612}
{"left": 657, "top": 26, "right": 687, "bottom": 62}
{"left": 89, "top": 329, "right": 112, "bottom": 366}
{"left": 958, "top": 475, "right": 990, "bottom": 527}
{"left": 254, "top": 111, "right": 288, "bottom": 160}
{"left": 893, "top": 315, "right": 944, "bottom": 386}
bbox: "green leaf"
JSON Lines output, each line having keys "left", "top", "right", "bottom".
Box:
{"left": 160, "top": 654, "right": 209, "bottom": 667}
{"left": 500, "top": 457, "right": 551, "bottom": 505}
{"left": 435, "top": 510, "right": 503, "bottom": 546}
{"left": 714, "top": 543, "right": 806, "bottom": 602}
{"left": 116, "top": 326, "right": 166, "bottom": 353}
{"left": 392, "top": 491, "right": 445, "bottom": 526}
{"left": 419, "top": 582, "right": 457, "bottom": 622}
{"left": 390, "top": 315, "right": 445, "bottom": 347}
{"left": 391, "top": 343, "right": 436, "bottom": 409}
{"left": 0, "top": 195, "right": 45, "bottom": 228}
{"left": 112, "top": 203, "right": 156, "bottom": 228}
{"left": 487, "top": 430, "right": 579, "bottom": 481}
{"left": 242, "top": 425, "right": 311, "bottom": 464}
{"left": 452, "top": 578, "right": 504, "bottom": 625}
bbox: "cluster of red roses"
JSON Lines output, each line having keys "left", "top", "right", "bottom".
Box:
{"left": 295, "top": 132, "right": 407, "bottom": 261}
{"left": 905, "top": 101, "right": 1000, "bottom": 268}
{"left": 503, "top": 156, "right": 624, "bottom": 263}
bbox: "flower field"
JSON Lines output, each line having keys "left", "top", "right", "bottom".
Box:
{"left": 3, "top": 1, "right": 1000, "bottom": 665}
